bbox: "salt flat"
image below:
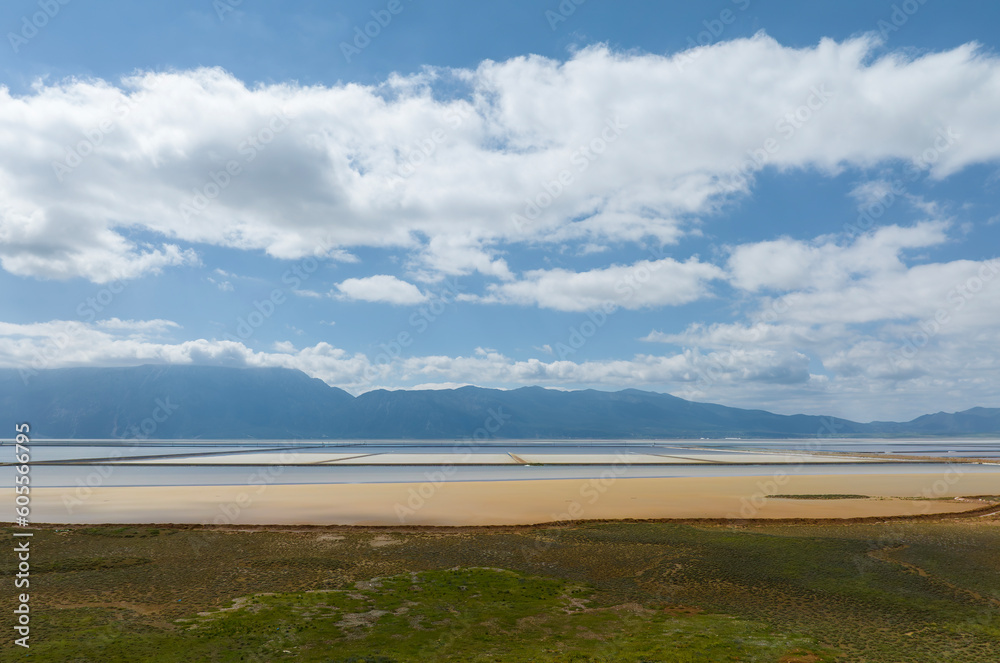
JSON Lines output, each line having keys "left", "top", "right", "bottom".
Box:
{"left": 6, "top": 439, "right": 998, "bottom": 526}
{"left": 8, "top": 471, "right": 999, "bottom": 526}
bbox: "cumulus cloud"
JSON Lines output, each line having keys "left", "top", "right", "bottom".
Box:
{"left": 0, "top": 319, "right": 375, "bottom": 387}
{"left": 643, "top": 321, "right": 840, "bottom": 350}
{"left": 207, "top": 275, "right": 233, "bottom": 291}
{"left": 723, "top": 223, "right": 1000, "bottom": 328}
{"left": 640, "top": 223, "right": 1000, "bottom": 419}
{"left": 765, "top": 258, "right": 1000, "bottom": 325}
{"left": 93, "top": 318, "right": 180, "bottom": 334}
{"left": 407, "top": 382, "right": 477, "bottom": 391}
{"left": 0, "top": 319, "right": 777, "bottom": 390}
{"left": 0, "top": 319, "right": 810, "bottom": 394}
{"left": 3, "top": 315, "right": 1000, "bottom": 421}
{"left": 333, "top": 274, "right": 428, "bottom": 305}
{"left": 6, "top": 35, "right": 1000, "bottom": 421}
{"left": 478, "top": 255, "right": 724, "bottom": 311}
{"left": 726, "top": 221, "right": 950, "bottom": 293}
{"left": 3, "top": 35, "right": 1000, "bottom": 282}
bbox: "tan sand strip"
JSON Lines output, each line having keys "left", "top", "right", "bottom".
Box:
{"left": 7, "top": 472, "right": 999, "bottom": 527}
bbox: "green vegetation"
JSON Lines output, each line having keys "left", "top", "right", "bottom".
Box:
{"left": 24, "top": 556, "right": 151, "bottom": 574}
{"left": 77, "top": 527, "right": 168, "bottom": 538}
{"left": 2, "top": 515, "right": 998, "bottom": 661}
{"left": 4, "top": 566, "right": 833, "bottom": 662}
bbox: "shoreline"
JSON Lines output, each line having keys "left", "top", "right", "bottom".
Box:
{"left": 6, "top": 498, "right": 1000, "bottom": 531}
{"left": 6, "top": 472, "right": 999, "bottom": 527}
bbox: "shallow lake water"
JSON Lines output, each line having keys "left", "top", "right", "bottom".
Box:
{"left": 3, "top": 438, "right": 998, "bottom": 487}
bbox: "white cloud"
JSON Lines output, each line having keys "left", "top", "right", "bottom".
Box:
{"left": 207, "top": 276, "right": 233, "bottom": 291}
{"left": 643, "top": 321, "right": 841, "bottom": 350}
{"left": 0, "top": 319, "right": 374, "bottom": 388}
{"left": 93, "top": 318, "right": 180, "bottom": 333}
{"left": 3, "top": 36, "right": 1000, "bottom": 282}
{"left": 0, "top": 319, "right": 809, "bottom": 393}
{"left": 5, "top": 34, "right": 1000, "bottom": 422}
{"left": 722, "top": 220, "right": 1000, "bottom": 329}
{"left": 479, "top": 255, "right": 724, "bottom": 311}
{"left": 766, "top": 258, "right": 1000, "bottom": 325}
{"left": 2, "top": 317, "right": 999, "bottom": 421}
{"left": 407, "top": 382, "right": 477, "bottom": 391}
{"left": 333, "top": 274, "right": 428, "bottom": 305}
{"left": 409, "top": 236, "right": 514, "bottom": 282}
{"left": 726, "top": 221, "right": 950, "bottom": 293}
{"left": 849, "top": 179, "right": 898, "bottom": 208}
{"left": 638, "top": 226, "right": 1000, "bottom": 420}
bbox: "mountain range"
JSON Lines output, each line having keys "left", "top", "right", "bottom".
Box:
{"left": 2, "top": 365, "right": 998, "bottom": 439}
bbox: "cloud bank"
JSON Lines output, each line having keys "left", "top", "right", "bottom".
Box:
{"left": 2, "top": 34, "right": 1000, "bottom": 284}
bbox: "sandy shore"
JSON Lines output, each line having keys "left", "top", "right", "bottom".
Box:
{"left": 7, "top": 470, "right": 999, "bottom": 526}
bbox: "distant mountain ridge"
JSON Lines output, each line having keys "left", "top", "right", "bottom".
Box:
{"left": 1, "top": 365, "right": 997, "bottom": 439}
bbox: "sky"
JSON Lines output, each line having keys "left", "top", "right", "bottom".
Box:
{"left": 1, "top": 0, "right": 999, "bottom": 422}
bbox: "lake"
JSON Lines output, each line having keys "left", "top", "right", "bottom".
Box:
{"left": 4, "top": 438, "right": 999, "bottom": 487}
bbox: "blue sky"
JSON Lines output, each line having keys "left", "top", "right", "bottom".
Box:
{"left": 1, "top": 0, "right": 999, "bottom": 421}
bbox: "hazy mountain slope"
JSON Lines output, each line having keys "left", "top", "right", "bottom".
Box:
{"left": 1, "top": 365, "right": 996, "bottom": 439}
{"left": 0, "top": 365, "right": 354, "bottom": 439}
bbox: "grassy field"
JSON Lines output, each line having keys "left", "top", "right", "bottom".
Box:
{"left": 2, "top": 510, "right": 999, "bottom": 662}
